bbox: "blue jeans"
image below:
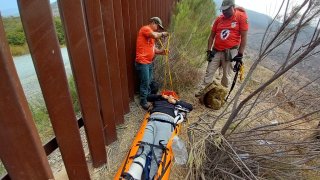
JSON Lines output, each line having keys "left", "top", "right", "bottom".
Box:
{"left": 135, "top": 62, "right": 153, "bottom": 105}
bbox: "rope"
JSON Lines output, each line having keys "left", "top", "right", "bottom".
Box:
{"left": 239, "top": 63, "right": 245, "bottom": 82}
{"left": 158, "top": 35, "right": 173, "bottom": 91}
{"left": 225, "top": 62, "right": 245, "bottom": 101}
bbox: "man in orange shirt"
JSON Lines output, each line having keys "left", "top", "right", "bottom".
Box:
{"left": 195, "top": 0, "right": 249, "bottom": 97}
{"left": 136, "top": 17, "right": 169, "bottom": 110}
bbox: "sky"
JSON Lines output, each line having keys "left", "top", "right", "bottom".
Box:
{"left": 0, "top": 0, "right": 307, "bottom": 17}
{"left": 223, "top": 0, "right": 306, "bottom": 17}
{"left": 0, "top": 0, "right": 57, "bottom": 10}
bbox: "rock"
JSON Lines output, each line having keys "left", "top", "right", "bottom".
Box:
{"left": 199, "top": 81, "right": 228, "bottom": 110}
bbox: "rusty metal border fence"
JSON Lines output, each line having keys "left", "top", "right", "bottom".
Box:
{"left": 0, "top": 0, "right": 177, "bottom": 179}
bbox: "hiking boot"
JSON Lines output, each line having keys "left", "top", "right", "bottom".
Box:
{"left": 140, "top": 102, "right": 150, "bottom": 110}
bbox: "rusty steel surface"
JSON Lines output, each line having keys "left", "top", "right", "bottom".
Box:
{"left": 157, "top": 0, "right": 160, "bottom": 19}
{"left": 113, "top": 0, "right": 130, "bottom": 114}
{"left": 136, "top": 0, "right": 144, "bottom": 29}
{"left": 149, "top": 0, "right": 152, "bottom": 21}
{"left": 121, "top": 0, "right": 135, "bottom": 100}
{"left": 0, "top": 16, "right": 54, "bottom": 180}
{"left": 83, "top": 0, "right": 117, "bottom": 145}
{"left": 58, "top": 0, "right": 107, "bottom": 168}
{"left": 43, "top": 118, "right": 84, "bottom": 156}
{"left": 101, "top": 0, "right": 125, "bottom": 125}
{"left": 151, "top": 0, "right": 155, "bottom": 17}
{"left": 128, "top": 0, "right": 138, "bottom": 45}
{"left": 128, "top": 0, "right": 139, "bottom": 93}
{"left": 143, "top": 0, "right": 148, "bottom": 24}
{"left": 17, "top": 0, "right": 90, "bottom": 179}
{"left": 165, "top": 0, "right": 169, "bottom": 26}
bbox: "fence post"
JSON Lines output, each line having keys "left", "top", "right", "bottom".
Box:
{"left": 0, "top": 15, "right": 54, "bottom": 180}
{"left": 17, "top": 0, "right": 90, "bottom": 178}
{"left": 82, "top": 0, "right": 118, "bottom": 145}
{"left": 121, "top": 0, "right": 135, "bottom": 100}
{"left": 57, "top": 0, "right": 107, "bottom": 168}
{"left": 100, "top": 0, "right": 125, "bottom": 125}
{"left": 113, "top": 0, "right": 130, "bottom": 114}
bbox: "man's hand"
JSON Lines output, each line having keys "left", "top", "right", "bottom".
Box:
{"left": 161, "top": 32, "right": 169, "bottom": 37}
{"left": 232, "top": 53, "right": 243, "bottom": 62}
{"left": 233, "top": 60, "right": 243, "bottom": 72}
{"left": 232, "top": 53, "right": 243, "bottom": 72}
{"left": 158, "top": 49, "right": 169, "bottom": 55}
{"left": 206, "top": 50, "right": 215, "bottom": 62}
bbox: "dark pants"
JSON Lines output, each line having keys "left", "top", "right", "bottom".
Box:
{"left": 135, "top": 62, "right": 153, "bottom": 105}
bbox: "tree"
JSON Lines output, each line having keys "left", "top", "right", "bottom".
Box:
{"left": 188, "top": 0, "right": 320, "bottom": 179}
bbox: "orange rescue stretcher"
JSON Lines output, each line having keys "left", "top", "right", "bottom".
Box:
{"left": 114, "top": 112, "right": 181, "bottom": 180}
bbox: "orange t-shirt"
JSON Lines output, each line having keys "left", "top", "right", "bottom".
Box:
{"left": 212, "top": 8, "right": 249, "bottom": 51}
{"left": 136, "top": 25, "right": 155, "bottom": 64}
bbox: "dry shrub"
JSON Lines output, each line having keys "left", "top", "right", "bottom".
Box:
{"left": 153, "top": 52, "right": 203, "bottom": 93}
{"left": 153, "top": 0, "right": 215, "bottom": 93}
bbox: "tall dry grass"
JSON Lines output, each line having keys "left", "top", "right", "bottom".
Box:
{"left": 153, "top": 0, "right": 215, "bottom": 93}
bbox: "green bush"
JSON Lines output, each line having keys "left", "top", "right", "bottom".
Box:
{"left": 28, "top": 76, "right": 80, "bottom": 144}
{"left": 29, "top": 98, "right": 53, "bottom": 144}
{"left": 3, "top": 16, "right": 66, "bottom": 56}
{"left": 68, "top": 76, "right": 81, "bottom": 114}
{"left": 9, "top": 44, "right": 29, "bottom": 56}
{"left": 0, "top": 161, "right": 6, "bottom": 177}
{"left": 7, "top": 31, "right": 25, "bottom": 45}
{"left": 154, "top": 0, "right": 216, "bottom": 92}
{"left": 54, "top": 17, "right": 66, "bottom": 45}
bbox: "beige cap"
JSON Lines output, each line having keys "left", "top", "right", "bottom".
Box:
{"left": 150, "top": 17, "right": 164, "bottom": 29}
{"left": 220, "top": 0, "right": 235, "bottom": 10}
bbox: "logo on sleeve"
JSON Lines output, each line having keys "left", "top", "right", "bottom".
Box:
{"left": 220, "top": 29, "right": 230, "bottom": 40}
{"left": 231, "top": 22, "right": 237, "bottom": 28}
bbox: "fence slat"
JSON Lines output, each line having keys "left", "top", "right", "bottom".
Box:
{"left": 128, "top": 0, "right": 139, "bottom": 93}
{"left": 143, "top": 0, "right": 148, "bottom": 24}
{"left": 17, "top": 0, "right": 90, "bottom": 179}
{"left": 83, "top": 0, "right": 117, "bottom": 145}
{"left": 151, "top": 0, "right": 156, "bottom": 18}
{"left": 113, "top": 0, "right": 130, "bottom": 114}
{"left": 100, "top": 0, "right": 125, "bottom": 125}
{"left": 148, "top": 0, "right": 151, "bottom": 21}
{"left": 121, "top": 0, "right": 135, "bottom": 99}
{"left": 0, "top": 15, "right": 53, "bottom": 180}
{"left": 57, "top": 0, "right": 107, "bottom": 168}
{"left": 136, "top": 0, "right": 143, "bottom": 29}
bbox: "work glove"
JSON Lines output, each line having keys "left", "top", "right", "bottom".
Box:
{"left": 161, "top": 32, "right": 169, "bottom": 37}
{"left": 232, "top": 53, "right": 243, "bottom": 72}
{"left": 233, "top": 61, "right": 242, "bottom": 72}
{"left": 232, "top": 53, "right": 243, "bottom": 62}
{"left": 206, "top": 50, "right": 216, "bottom": 62}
